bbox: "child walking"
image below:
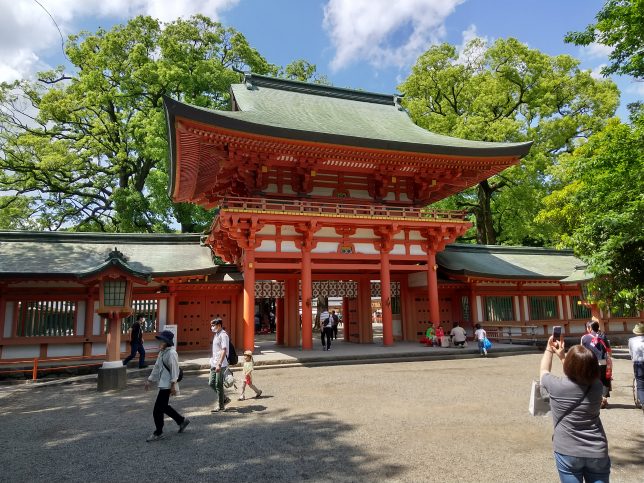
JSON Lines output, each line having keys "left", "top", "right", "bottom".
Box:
{"left": 238, "top": 350, "right": 262, "bottom": 400}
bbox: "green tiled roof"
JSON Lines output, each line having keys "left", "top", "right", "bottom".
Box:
{"left": 438, "top": 244, "right": 583, "bottom": 280}
{"left": 164, "top": 73, "right": 532, "bottom": 158}
{"left": 0, "top": 232, "right": 240, "bottom": 280}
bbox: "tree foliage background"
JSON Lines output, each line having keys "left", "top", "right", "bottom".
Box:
{"left": 0, "top": 15, "right": 323, "bottom": 233}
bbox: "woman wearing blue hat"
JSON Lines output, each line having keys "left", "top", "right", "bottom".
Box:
{"left": 144, "top": 329, "right": 190, "bottom": 442}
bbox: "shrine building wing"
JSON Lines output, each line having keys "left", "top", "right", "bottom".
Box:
{"left": 164, "top": 73, "right": 532, "bottom": 208}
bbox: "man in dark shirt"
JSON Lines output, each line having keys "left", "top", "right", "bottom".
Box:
{"left": 123, "top": 314, "right": 147, "bottom": 368}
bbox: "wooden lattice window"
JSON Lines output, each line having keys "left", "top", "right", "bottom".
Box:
{"left": 570, "top": 296, "right": 591, "bottom": 319}
{"left": 16, "top": 300, "right": 76, "bottom": 337}
{"left": 530, "top": 296, "right": 558, "bottom": 320}
{"left": 485, "top": 296, "right": 514, "bottom": 322}
{"left": 122, "top": 299, "right": 159, "bottom": 333}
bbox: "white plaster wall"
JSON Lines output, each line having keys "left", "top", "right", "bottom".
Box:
{"left": 348, "top": 189, "right": 370, "bottom": 199}
{"left": 159, "top": 299, "right": 168, "bottom": 327}
{"left": 91, "top": 343, "right": 106, "bottom": 356}
{"left": 281, "top": 184, "right": 296, "bottom": 194}
{"left": 311, "top": 242, "right": 340, "bottom": 254}
{"left": 47, "top": 344, "right": 84, "bottom": 357}
{"left": 2, "top": 345, "right": 40, "bottom": 359}
{"left": 316, "top": 227, "right": 341, "bottom": 238}
{"left": 523, "top": 297, "right": 530, "bottom": 322}
{"left": 281, "top": 241, "right": 298, "bottom": 253}
{"left": 311, "top": 187, "right": 334, "bottom": 197}
{"left": 352, "top": 228, "right": 374, "bottom": 238}
{"left": 476, "top": 296, "right": 483, "bottom": 323}
{"left": 408, "top": 230, "right": 424, "bottom": 240}
{"left": 408, "top": 271, "right": 427, "bottom": 288}
{"left": 257, "top": 225, "right": 276, "bottom": 235}
{"left": 92, "top": 301, "right": 101, "bottom": 335}
{"left": 256, "top": 240, "right": 277, "bottom": 252}
{"left": 263, "top": 183, "right": 278, "bottom": 194}
{"left": 280, "top": 225, "right": 297, "bottom": 236}
{"left": 393, "top": 231, "right": 405, "bottom": 240}
{"left": 558, "top": 296, "right": 564, "bottom": 320}
{"left": 565, "top": 296, "right": 572, "bottom": 319}
{"left": 409, "top": 245, "right": 426, "bottom": 255}
{"left": 76, "top": 301, "right": 86, "bottom": 336}
{"left": 4, "top": 302, "right": 14, "bottom": 338}
{"left": 354, "top": 243, "right": 378, "bottom": 255}
{"left": 390, "top": 244, "right": 406, "bottom": 255}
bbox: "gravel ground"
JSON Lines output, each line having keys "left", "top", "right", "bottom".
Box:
{"left": 0, "top": 354, "right": 641, "bottom": 482}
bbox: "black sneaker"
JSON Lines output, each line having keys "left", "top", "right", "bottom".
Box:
{"left": 178, "top": 418, "right": 190, "bottom": 433}
{"left": 224, "top": 397, "right": 231, "bottom": 405}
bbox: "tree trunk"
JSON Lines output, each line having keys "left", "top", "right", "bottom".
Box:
{"left": 476, "top": 181, "right": 497, "bottom": 245}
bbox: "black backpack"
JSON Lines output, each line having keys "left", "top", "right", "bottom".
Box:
{"left": 227, "top": 340, "right": 238, "bottom": 365}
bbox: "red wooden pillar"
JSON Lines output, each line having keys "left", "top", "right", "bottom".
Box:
{"left": 380, "top": 251, "right": 393, "bottom": 346}
{"left": 301, "top": 248, "right": 313, "bottom": 350}
{"left": 83, "top": 293, "right": 94, "bottom": 356}
{"left": 105, "top": 314, "right": 121, "bottom": 361}
{"left": 426, "top": 251, "right": 440, "bottom": 326}
{"left": 243, "top": 251, "right": 256, "bottom": 352}
{"left": 275, "top": 296, "right": 284, "bottom": 346}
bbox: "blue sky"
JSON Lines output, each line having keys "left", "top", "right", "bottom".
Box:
{"left": 1, "top": 0, "right": 641, "bottom": 118}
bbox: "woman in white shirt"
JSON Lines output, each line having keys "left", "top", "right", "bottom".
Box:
{"left": 629, "top": 322, "right": 644, "bottom": 409}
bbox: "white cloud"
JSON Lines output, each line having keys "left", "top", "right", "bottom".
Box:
{"left": 0, "top": 0, "right": 239, "bottom": 83}
{"left": 589, "top": 64, "right": 607, "bottom": 79}
{"left": 456, "top": 24, "right": 488, "bottom": 65}
{"left": 579, "top": 42, "right": 613, "bottom": 60}
{"left": 625, "top": 81, "right": 644, "bottom": 96}
{"left": 323, "top": 0, "right": 464, "bottom": 71}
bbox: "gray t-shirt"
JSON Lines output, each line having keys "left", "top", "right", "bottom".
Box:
{"left": 541, "top": 373, "right": 607, "bottom": 458}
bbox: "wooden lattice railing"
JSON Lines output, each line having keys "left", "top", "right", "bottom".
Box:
{"left": 220, "top": 197, "right": 468, "bottom": 222}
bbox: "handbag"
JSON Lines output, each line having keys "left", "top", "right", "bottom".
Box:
{"left": 483, "top": 337, "right": 492, "bottom": 350}
{"left": 529, "top": 379, "right": 550, "bottom": 416}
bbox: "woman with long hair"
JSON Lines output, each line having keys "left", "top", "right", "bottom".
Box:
{"left": 540, "top": 338, "right": 610, "bottom": 482}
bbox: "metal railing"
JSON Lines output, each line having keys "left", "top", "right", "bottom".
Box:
{"left": 484, "top": 325, "right": 539, "bottom": 345}
{"left": 220, "top": 197, "right": 468, "bottom": 222}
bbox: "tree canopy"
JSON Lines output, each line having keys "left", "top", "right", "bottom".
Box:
{"left": 565, "top": 0, "right": 644, "bottom": 79}
{"left": 398, "top": 38, "right": 619, "bottom": 245}
{"left": 538, "top": 103, "right": 644, "bottom": 311}
{"left": 0, "top": 15, "right": 324, "bottom": 233}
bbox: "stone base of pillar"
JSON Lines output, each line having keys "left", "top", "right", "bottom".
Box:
{"left": 97, "top": 366, "right": 127, "bottom": 392}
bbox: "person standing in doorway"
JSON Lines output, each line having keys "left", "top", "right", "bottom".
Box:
{"left": 319, "top": 309, "right": 330, "bottom": 350}
{"left": 331, "top": 310, "right": 340, "bottom": 340}
{"left": 144, "top": 330, "right": 189, "bottom": 442}
{"left": 123, "top": 313, "right": 147, "bottom": 368}
{"left": 474, "top": 323, "right": 488, "bottom": 357}
{"left": 209, "top": 318, "right": 230, "bottom": 412}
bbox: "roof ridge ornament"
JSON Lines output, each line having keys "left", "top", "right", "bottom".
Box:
{"left": 106, "top": 247, "right": 127, "bottom": 263}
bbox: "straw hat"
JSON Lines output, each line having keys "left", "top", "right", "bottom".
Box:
{"left": 243, "top": 350, "right": 253, "bottom": 357}
{"left": 633, "top": 323, "right": 644, "bottom": 336}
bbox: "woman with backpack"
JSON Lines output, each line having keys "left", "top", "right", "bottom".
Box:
{"left": 144, "top": 330, "right": 189, "bottom": 442}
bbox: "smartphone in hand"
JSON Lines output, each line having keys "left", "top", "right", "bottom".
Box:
{"left": 552, "top": 325, "right": 562, "bottom": 340}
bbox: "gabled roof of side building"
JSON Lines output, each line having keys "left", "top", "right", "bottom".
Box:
{"left": 0, "top": 231, "right": 240, "bottom": 281}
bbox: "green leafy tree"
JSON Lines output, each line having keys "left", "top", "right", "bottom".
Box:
{"left": 565, "top": 0, "right": 644, "bottom": 79}
{"left": 0, "top": 15, "right": 274, "bottom": 232}
{"left": 399, "top": 38, "right": 619, "bottom": 245}
{"left": 537, "top": 103, "right": 644, "bottom": 311}
{"left": 281, "top": 59, "right": 331, "bottom": 85}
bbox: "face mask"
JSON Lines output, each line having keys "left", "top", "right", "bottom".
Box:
{"left": 211, "top": 326, "right": 217, "bottom": 333}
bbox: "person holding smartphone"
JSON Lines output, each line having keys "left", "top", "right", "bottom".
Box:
{"left": 540, "top": 334, "right": 610, "bottom": 482}
{"left": 581, "top": 320, "right": 612, "bottom": 409}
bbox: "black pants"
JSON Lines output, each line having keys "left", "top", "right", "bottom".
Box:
{"left": 333, "top": 325, "right": 338, "bottom": 339}
{"left": 323, "top": 327, "right": 333, "bottom": 350}
{"left": 153, "top": 389, "right": 184, "bottom": 435}
{"left": 321, "top": 330, "right": 326, "bottom": 348}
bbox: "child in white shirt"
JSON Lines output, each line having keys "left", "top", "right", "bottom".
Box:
{"left": 238, "top": 350, "right": 263, "bottom": 400}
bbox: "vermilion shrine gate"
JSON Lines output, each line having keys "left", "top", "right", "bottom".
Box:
{"left": 164, "top": 74, "right": 532, "bottom": 351}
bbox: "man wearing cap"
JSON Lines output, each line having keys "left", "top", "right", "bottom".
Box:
{"left": 144, "top": 329, "right": 189, "bottom": 442}
{"left": 209, "top": 318, "right": 230, "bottom": 412}
{"left": 629, "top": 322, "right": 644, "bottom": 409}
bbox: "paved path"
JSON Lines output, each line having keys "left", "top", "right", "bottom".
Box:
{"left": 0, "top": 354, "right": 641, "bottom": 482}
